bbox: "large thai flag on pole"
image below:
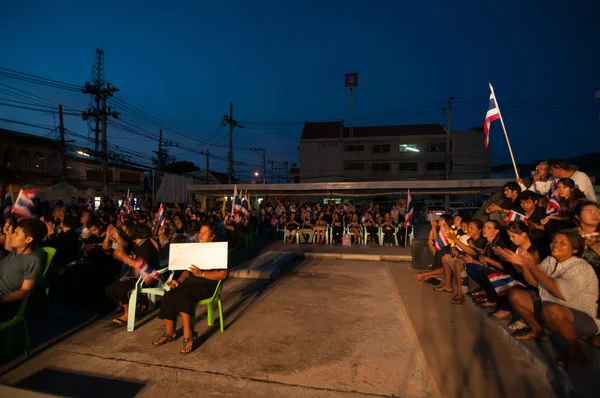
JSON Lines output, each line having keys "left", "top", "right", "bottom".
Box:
{"left": 13, "top": 189, "right": 37, "bottom": 219}
{"left": 3, "top": 186, "right": 14, "bottom": 219}
{"left": 435, "top": 228, "right": 450, "bottom": 250}
{"left": 484, "top": 92, "right": 500, "bottom": 148}
{"left": 403, "top": 189, "right": 414, "bottom": 227}
{"left": 546, "top": 179, "right": 558, "bottom": 200}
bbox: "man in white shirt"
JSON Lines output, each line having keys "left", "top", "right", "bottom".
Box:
{"left": 517, "top": 161, "right": 554, "bottom": 196}
{"left": 548, "top": 160, "right": 596, "bottom": 202}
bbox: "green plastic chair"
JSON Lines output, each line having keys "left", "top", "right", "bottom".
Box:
{"left": 191, "top": 280, "right": 225, "bottom": 332}
{"left": 127, "top": 268, "right": 174, "bottom": 332}
{"left": 0, "top": 247, "right": 56, "bottom": 360}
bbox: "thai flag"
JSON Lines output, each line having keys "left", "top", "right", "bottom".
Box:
{"left": 505, "top": 210, "right": 528, "bottom": 223}
{"left": 546, "top": 196, "right": 561, "bottom": 216}
{"left": 488, "top": 273, "right": 525, "bottom": 296}
{"left": 546, "top": 179, "right": 558, "bottom": 200}
{"left": 13, "top": 189, "right": 37, "bottom": 219}
{"left": 484, "top": 92, "right": 500, "bottom": 148}
{"left": 404, "top": 189, "right": 414, "bottom": 227}
{"left": 232, "top": 185, "right": 242, "bottom": 214}
{"left": 3, "top": 186, "right": 14, "bottom": 219}
{"left": 157, "top": 204, "right": 165, "bottom": 226}
{"left": 241, "top": 196, "right": 251, "bottom": 226}
{"left": 435, "top": 228, "right": 450, "bottom": 250}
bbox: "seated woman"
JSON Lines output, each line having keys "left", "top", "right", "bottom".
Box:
{"left": 541, "top": 178, "right": 586, "bottom": 236}
{"left": 573, "top": 201, "right": 600, "bottom": 347}
{"left": 347, "top": 213, "right": 362, "bottom": 246}
{"left": 330, "top": 212, "right": 344, "bottom": 245}
{"left": 105, "top": 223, "right": 160, "bottom": 327}
{"left": 152, "top": 223, "right": 228, "bottom": 354}
{"left": 314, "top": 211, "right": 328, "bottom": 244}
{"left": 414, "top": 215, "right": 455, "bottom": 285}
{"left": 508, "top": 230, "right": 599, "bottom": 367}
{"left": 362, "top": 212, "right": 380, "bottom": 246}
{"left": 380, "top": 213, "right": 395, "bottom": 246}
{"left": 284, "top": 213, "right": 300, "bottom": 244}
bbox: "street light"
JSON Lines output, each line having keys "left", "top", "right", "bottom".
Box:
{"left": 254, "top": 171, "right": 259, "bottom": 177}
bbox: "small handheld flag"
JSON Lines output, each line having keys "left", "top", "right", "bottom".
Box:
{"left": 505, "top": 210, "right": 528, "bottom": 223}
{"left": 3, "top": 186, "right": 14, "bottom": 219}
{"left": 546, "top": 197, "right": 561, "bottom": 216}
{"left": 435, "top": 228, "right": 450, "bottom": 250}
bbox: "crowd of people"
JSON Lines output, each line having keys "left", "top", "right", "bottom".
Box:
{"left": 1, "top": 157, "right": 599, "bottom": 360}
{"left": 415, "top": 159, "right": 600, "bottom": 368}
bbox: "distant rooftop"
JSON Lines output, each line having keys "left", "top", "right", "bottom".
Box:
{"left": 300, "top": 122, "right": 447, "bottom": 140}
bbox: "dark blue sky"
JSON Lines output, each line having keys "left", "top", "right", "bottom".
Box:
{"left": 1, "top": 1, "right": 599, "bottom": 176}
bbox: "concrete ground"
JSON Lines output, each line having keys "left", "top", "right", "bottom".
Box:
{"left": 1, "top": 259, "right": 432, "bottom": 398}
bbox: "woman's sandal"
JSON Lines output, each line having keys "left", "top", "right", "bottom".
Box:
{"left": 513, "top": 329, "right": 547, "bottom": 341}
{"left": 450, "top": 297, "right": 465, "bottom": 305}
{"left": 152, "top": 333, "right": 177, "bottom": 346}
{"left": 110, "top": 318, "right": 127, "bottom": 328}
{"left": 180, "top": 332, "right": 198, "bottom": 354}
{"left": 508, "top": 320, "right": 527, "bottom": 332}
{"left": 468, "top": 290, "right": 486, "bottom": 298}
{"left": 433, "top": 286, "right": 453, "bottom": 293}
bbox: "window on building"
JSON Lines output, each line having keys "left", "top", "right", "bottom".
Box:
{"left": 372, "top": 163, "right": 391, "bottom": 172}
{"left": 18, "top": 149, "right": 30, "bottom": 171}
{"left": 345, "top": 144, "right": 365, "bottom": 152}
{"left": 398, "top": 162, "right": 418, "bottom": 172}
{"left": 49, "top": 156, "right": 60, "bottom": 173}
{"left": 120, "top": 171, "right": 141, "bottom": 184}
{"left": 372, "top": 144, "right": 391, "bottom": 153}
{"left": 4, "top": 148, "right": 14, "bottom": 168}
{"left": 33, "top": 153, "right": 44, "bottom": 171}
{"left": 426, "top": 162, "right": 446, "bottom": 171}
{"left": 426, "top": 143, "right": 445, "bottom": 153}
{"left": 321, "top": 141, "right": 338, "bottom": 148}
{"left": 344, "top": 162, "right": 365, "bottom": 171}
{"left": 399, "top": 144, "right": 419, "bottom": 153}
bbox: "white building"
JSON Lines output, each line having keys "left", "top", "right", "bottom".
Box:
{"left": 298, "top": 122, "right": 490, "bottom": 182}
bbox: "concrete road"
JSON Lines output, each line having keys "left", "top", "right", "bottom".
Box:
{"left": 0, "top": 259, "right": 554, "bottom": 398}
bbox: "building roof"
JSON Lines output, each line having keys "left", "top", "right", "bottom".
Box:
{"left": 300, "top": 121, "right": 447, "bottom": 140}
{"left": 0, "top": 128, "right": 61, "bottom": 148}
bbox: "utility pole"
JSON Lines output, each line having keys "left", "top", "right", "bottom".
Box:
{"left": 222, "top": 102, "right": 243, "bottom": 184}
{"left": 205, "top": 149, "right": 209, "bottom": 184}
{"left": 442, "top": 97, "right": 454, "bottom": 210}
{"left": 58, "top": 105, "right": 68, "bottom": 182}
{"left": 82, "top": 82, "right": 119, "bottom": 197}
{"left": 283, "top": 161, "right": 289, "bottom": 184}
{"left": 269, "top": 159, "right": 274, "bottom": 184}
{"left": 441, "top": 97, "right": 454, "bottom": 181}
{"left": 158, "top": 129, "right": 163, "bottom": 167}
{"left": 250, "top": 148, "right": 266, "bottom": 183}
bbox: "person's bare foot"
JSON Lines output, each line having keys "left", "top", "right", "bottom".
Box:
{"left": 414, "top": 273, "right": 429, "bottom": 284}
{"left": 490, "top": 309, "right": 511, "bottom": 319}
{"left": 514, "top": 329, "right": 547, "bottom": 341}
{"left": 433, "top": 285, "right": 453, "bottom": 293}
{"left": 152, "top": 333, "right": 176, "bottom": 346}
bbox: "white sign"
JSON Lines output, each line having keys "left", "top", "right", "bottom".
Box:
{"left": 168, "top": 242, "right": 229, "bottom": 271}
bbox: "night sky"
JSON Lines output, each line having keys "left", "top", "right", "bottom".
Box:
{"left": 1, "top": 1, "right": 599, "bottom": 177}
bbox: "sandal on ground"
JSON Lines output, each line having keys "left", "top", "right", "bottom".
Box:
{"left": 433, "top": 286, "right": 453, "bottom": 293}
{"left": 152, "top": 333, "right": 177, "bottom": 346}
{"left": 488, "top": 310, "right": 511, "bottom": 320}
{"left": 180, "top": 332, "right": 198, "bottom": 354}
{"left": 508, "top": 320, "right": 527, "bottom": 332}
{"left": 110, "top": 318, "right": 127, "bottom": 328}
{"left": 513, "top": 329, "right": 547, "bottom": 341}
{"left": 474, "top": 296, "right": 488, "bottom": 303}
{"left": 450, "top": 297, "right": 465, "bottom": 305}
{"left": 468, "top": 290, "right": 485, "bottom": 297}
{"left": 589, "top": 335, "right": 600, "bottom": 348}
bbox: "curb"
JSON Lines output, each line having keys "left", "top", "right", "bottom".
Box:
{"left": 302, "top": 252, "right": 412, "bottom": 262}
{"left": 229, "top": 252, "right": 296, "bottom": 280}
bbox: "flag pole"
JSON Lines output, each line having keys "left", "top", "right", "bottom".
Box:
{"left": 489, "top": 83, "right": 519, "bottom": 179}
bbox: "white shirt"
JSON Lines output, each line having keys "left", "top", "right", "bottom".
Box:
{"left": 570, "top": 171, "right": 596, "bottom": 202}
{"left": 518, "top": 177, "right": 554, "bottom": 196}
{"left": 538, "top": 256, "right": 600, "bottom": 330}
